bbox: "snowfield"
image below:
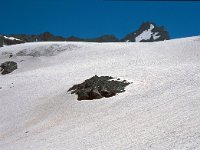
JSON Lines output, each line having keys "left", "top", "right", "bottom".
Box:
{"left": 0, "top": 37, "right": 200, "bottom": 150}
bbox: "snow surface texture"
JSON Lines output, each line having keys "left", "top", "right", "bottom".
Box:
{"left": 0, "top": 37, "right": 200, "bottom": 150}
{"left": 135, "top": 24, "right": 160, "bottom": 42}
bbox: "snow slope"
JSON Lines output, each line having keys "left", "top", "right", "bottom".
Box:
{"left": 0, "top": 37, "right": 200, "bottom": 150}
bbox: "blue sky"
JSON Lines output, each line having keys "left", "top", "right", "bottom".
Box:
{"left": 0, "top": 0, "right": 200, "bottom": 39}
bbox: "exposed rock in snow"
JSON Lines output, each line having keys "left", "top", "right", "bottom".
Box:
{"left": 0, "top": 61, "right": 17, "bottom": 75}
{"left": 68, "top": 75, "right": 130, "bottom": 100}
{"left": 135, "top": 24, "right": 158, "bottom": 42}
{"left": 122, "top": 22, "right": 169, "bottom": 42}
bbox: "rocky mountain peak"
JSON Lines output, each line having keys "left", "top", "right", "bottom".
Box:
{"left": 122, "top": 22, "right": 169, "bottom": 42}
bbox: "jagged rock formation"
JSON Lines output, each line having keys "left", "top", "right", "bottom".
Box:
{"left": 68, "top": 75, "right": 130, "bottom": 100}
{"left": 122, "top": 22, "right": 169, "bottom": 42}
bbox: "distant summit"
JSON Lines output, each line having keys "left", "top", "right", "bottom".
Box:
{"left": 122, "top": 22, "right": 169, "bottom": 42}
{"left": 39, "top": 32, "right": 65, "bottom": 41}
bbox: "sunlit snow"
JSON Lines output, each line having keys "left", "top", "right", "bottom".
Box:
{"left": 0, "top": 37, "right": 200, "bottom": 150}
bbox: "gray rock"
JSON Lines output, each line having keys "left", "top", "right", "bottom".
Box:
{"left": 100, "top": 89, "right": 116, "bottom": 98}
{"left": 77, "top": 91, "right": 89, "bottom": 100}
{"left": 77, "top": 88, "right": 91, "bottom": 101}
{"left": 68, "top": 75, "right": 130, "bottom": 100}
{"left": 0, "top": 61, "right": 17, "bottom": 75}
{"left": 0, "top": 36, "right": 3, "bottom": 47}
{"left": 89, "top": 89, "right": 103, "bottom": 99}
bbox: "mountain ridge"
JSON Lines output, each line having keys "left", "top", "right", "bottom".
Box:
{"left": 0, "top": 22, "right": 169, "bottom": 47}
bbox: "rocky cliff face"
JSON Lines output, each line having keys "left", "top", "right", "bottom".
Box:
{"left": 122, "top": 22, "right": 169, "bottom": 42}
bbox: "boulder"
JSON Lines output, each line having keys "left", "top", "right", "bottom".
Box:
{"left": 0, "top": 61, "right": 17, "bottom": 75}
{"left": 68, "top": 75, "right": 130, "bottom": 100}
{"left": 77, "top": 88, "right": 103, "bottom": 100}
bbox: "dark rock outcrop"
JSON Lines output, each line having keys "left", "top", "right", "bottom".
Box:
{"left": 122, "top": 22, "right": 169, "bottom": 42}
{"left": 0, "top": 61, "right": 17, "bottom": 75}
{"left": 87, "top": 35, "right": 119, "bottom": 42}
{"left": 0, "top": 36, "right": 3, "bottom": 47}
{"left": 68, "top": 75, "right": 130, "bottom": 100}
{"left": 39, "top": 32, "right": 66, "bottom": 41}
{"left": 0, "top": 35, "right": 25, "bottom": 46}
{"left": 8, "top": 34, "right": 38, "bottom": 42}
{"left": 4, "top": 38, "right": 25, "bottom": 45}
